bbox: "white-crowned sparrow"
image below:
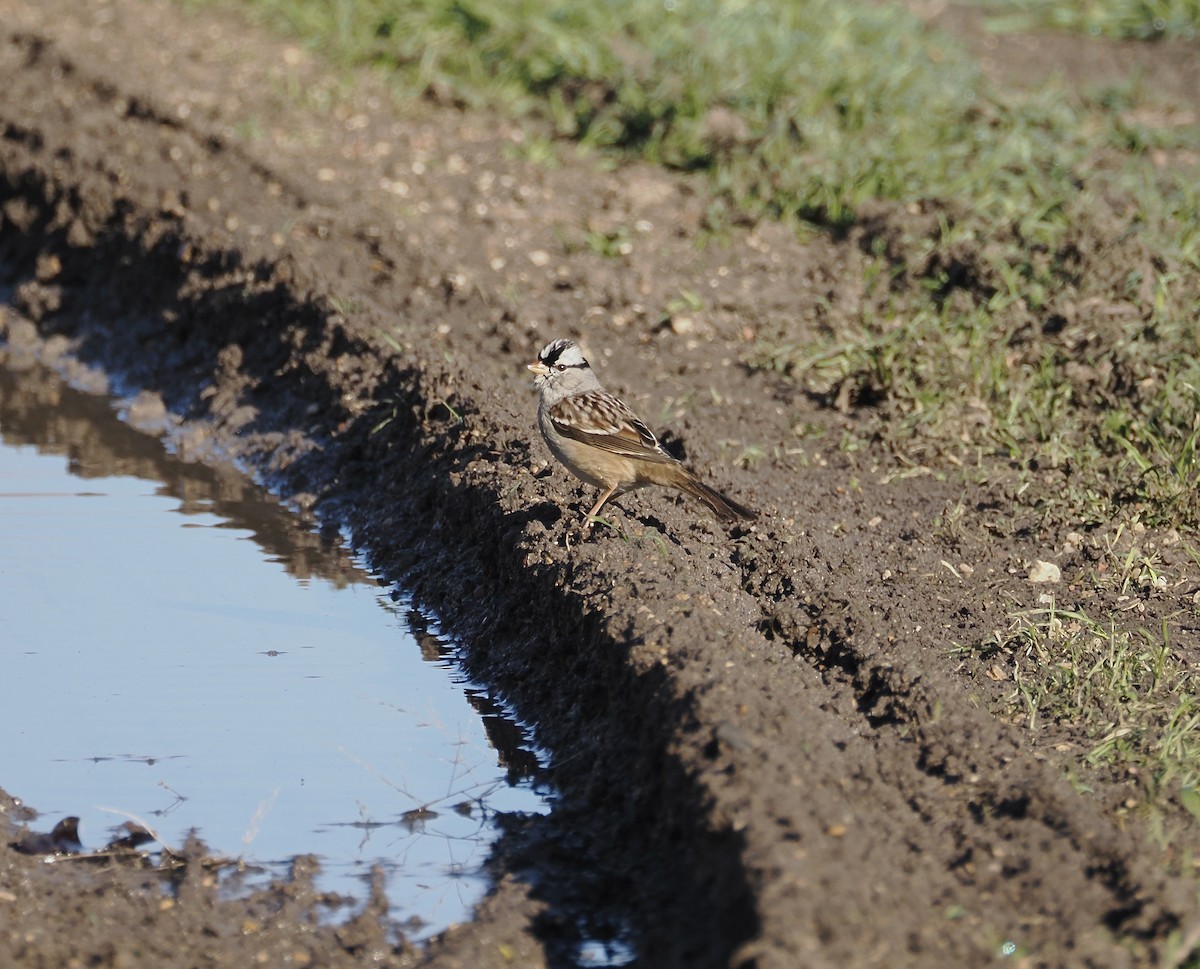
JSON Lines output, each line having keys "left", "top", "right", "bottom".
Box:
{"left": 528, "top": 338, "right": 756, "bottom": 527}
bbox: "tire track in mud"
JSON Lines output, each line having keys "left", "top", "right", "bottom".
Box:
{"left": 1, "top": 6, "right": 1195, "bottom": 968}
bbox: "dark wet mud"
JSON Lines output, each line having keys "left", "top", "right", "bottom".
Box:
{"left": 1, "top": 2, "right": 1197, "bottom": 967}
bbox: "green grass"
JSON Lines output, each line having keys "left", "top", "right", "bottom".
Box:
{"left": 746, "top": 70, "right": 1200, "bottom": 524}
{"left": 205, "top": 0, "right": 1200, "bottom": 247}
{"left": 980, "top": 597, "right": 1200, "bottom": 835}
{"left": 752, "top": 239, "right": 1200, "bottom": 528}
{"left": 208, "top": 0, "right": 1101, "bottom": 226}
{"left": 978, "top": 0, "right": 1200, "bottom": 40}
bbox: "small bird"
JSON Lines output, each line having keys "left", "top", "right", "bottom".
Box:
{"left": 528, "top": 338, "right": 756, "bottom": 528}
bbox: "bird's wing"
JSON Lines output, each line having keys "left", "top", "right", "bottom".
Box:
{"left": 548, "top": 392, "right": 676, "bottom": 463}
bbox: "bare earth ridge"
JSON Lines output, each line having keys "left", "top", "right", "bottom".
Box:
{"left": 0, "top": 1, "right": 1196, "bottom": 966}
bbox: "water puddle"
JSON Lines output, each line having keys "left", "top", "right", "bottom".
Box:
{"left": 0, "top": 335, "right": 549, "bottom": 939}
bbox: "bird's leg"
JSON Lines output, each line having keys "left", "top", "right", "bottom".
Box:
{"left": 582, "top": 486, "right": 618, "bottom": 532}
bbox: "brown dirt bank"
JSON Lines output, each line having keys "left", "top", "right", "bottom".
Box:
{"left": 0, "top": 2, "right": 1195, "bottom": 967}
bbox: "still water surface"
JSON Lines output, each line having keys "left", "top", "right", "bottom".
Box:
{"left": 0, "top": 348, "right": 548, "bottom": 938}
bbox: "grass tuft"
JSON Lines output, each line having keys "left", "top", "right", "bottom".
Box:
{"left": 979, "top": 0, "right": 1200, "bottom": 40}
{"left": 985, "top": 599, "right": 1200, "bottom": 828}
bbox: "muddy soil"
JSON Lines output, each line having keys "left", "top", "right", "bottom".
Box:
{"left": 0, "top": 2, "right": 1196, "bottom": 967}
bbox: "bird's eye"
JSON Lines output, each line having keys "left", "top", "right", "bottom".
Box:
{"left": 555, "top": 364, "right": 566, "bottom": 372}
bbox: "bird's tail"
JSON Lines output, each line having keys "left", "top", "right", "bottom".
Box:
{"left": 678, "top": 470, "right": 757, "bottom": 524}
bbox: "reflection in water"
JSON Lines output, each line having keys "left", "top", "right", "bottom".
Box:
{"left": 0, "top": 337, "right": 362, "bottom": 589}
{"left": 0, "top": 331, "right": 549, "bottom": 940}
